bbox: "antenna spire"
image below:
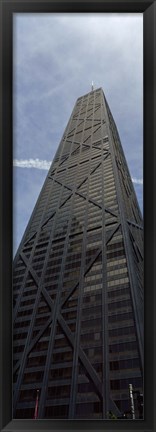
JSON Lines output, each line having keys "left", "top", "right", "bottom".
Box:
{"left": 91, "top": 81, "right": 94, "bottom": 91}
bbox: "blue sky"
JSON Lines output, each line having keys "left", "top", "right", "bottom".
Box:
{"left": 13, "top": 13, "right": 143, "bottom": 257}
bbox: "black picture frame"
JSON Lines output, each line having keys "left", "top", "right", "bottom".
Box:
{"left": 0, "top": 1, "right": 155, "bottom": 431}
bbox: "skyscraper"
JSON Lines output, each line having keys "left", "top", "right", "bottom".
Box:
{"left": 13, "top": 87, "right": 143, "bottom": 419}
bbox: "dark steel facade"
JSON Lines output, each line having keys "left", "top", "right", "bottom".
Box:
{"left": 13, "top": 88, "right": 143, "bottom": 419}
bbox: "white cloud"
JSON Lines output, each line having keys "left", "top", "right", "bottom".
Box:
{"left": 13, "top": 158, "right": 51, "bottom": 170}
{"left": 132, "top": 178, "right": 143, "bottom": 185}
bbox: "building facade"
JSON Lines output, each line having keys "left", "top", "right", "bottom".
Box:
{"left": 13, "top": 88, "right": 143, "bottom": 419}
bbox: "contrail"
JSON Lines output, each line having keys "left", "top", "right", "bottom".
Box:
{"left": 13, "top": 159, "right": 143, "bottom": 185}
{"left": 13, "top": 159, "right": 51, "bottom": 170}
{"left": 132, "top": 178, "right": 143, "bottom": 185}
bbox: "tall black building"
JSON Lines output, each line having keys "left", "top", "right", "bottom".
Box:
{"left": 13, "top": 88, "right": 143, "bottom": 419}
